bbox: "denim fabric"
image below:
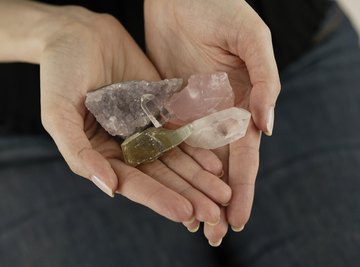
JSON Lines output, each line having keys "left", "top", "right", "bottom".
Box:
{"left": 0, "top": 11, "right": 360, "bottom": 267}
{"left": 223, "top": 14, "right": 360, "bottom": 267}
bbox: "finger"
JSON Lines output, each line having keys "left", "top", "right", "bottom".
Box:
{"left": 139, "top": 160, "right": 221, "bottom": 224}
{"left": 160, "top": 147, "right": 232, "bottom": 205}
{"left": 41, "top": 103, "right": 118, "bottom": 197}
{"left": 110, "top": 159, "right": 193, "bottom": 222}
{"left": 234, "top": 4, "right": 281, "bottom": 135}
{"left": 226, "top": 120, "right": 261, "bottom": 230}
{"left": 183, "top": 218, "right": 201, "bottom": 233}
{"left": 179, "top": 143, "right": 223, "bottom": 176}
{"left": 204, "top": 207, "right": 228, "bottom": 247}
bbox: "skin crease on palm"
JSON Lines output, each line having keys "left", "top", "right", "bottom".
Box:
{"left": 145, "top": 0, "right": 281, "bottom": 246}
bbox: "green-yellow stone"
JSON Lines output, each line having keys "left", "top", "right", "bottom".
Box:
{"left": 121, "top": 125, "right": 193, "bottom": 166}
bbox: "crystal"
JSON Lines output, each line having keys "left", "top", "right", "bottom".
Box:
{"left": 185, "top": 107, "right": 251, "bottom": 149}
{"left": 141, "top": 94, "right": 171, "bottom": 128}
{"left": 85, "top": 79, "right": 182, "bottom": 138}
{"left": 165, "top": 72, "right": 235, "bottom": 125}
{"left": 121, "top": 125, "right": 193, "bottom": 166}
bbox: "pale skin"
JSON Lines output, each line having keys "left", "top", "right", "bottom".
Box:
{"left": 0, "top": 0, "right": 232, "bottom": 227}
{"left": 145, "top": 0, "right": 281, "bottom": 245}
{"left": 0, "top": 0, "right": 281, "bottom": 246}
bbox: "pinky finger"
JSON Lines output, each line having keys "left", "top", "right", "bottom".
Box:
{"left": 204, "top": 207, "right": 228, "bottom": 247}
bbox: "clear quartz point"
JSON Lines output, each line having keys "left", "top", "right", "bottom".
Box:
{"left": 185, "top": 107, "right": 251, "bottom": 149}
{"left": 121, "top": 125, "right": 193, "bottom": 166}
{"left": 140, "top": 94, "right": 171, "bottom": 128}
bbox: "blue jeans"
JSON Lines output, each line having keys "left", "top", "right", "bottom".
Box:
{"left": 0, "top": 10, "right": 360, "bottom": 267}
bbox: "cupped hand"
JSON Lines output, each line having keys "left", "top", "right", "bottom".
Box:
{"left": 39, "top": 5, "right": 231, "bottom": 223}
{"left": 145, "top": 0, "right": 281, "bottom": 244}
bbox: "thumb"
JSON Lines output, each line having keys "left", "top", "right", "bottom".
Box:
{"left": 235, "top": 3, "right": 281, "bottom": 135}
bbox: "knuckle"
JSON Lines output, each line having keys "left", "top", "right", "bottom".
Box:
{"left": 257, "top": 22, "right": 272, "bottom": 41}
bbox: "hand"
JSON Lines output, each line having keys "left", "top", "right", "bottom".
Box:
{"left": 36, "top": 4, "right": 231, "bottom": 223}
{"left": 145, "top": 0, "right": 281, "bottom": 244}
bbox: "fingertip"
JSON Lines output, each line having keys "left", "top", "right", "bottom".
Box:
{"left": 250, "top": 99, "right": 275, "bottom": 136}
{"left": 162, "top": 194, "right": 194, "bottom": 223}
{"left": 80, "top": 149, "right": 118, "bottom": 195}
{"left": 264, "top": 106, "right": 274, "bottom": 136}
{"left": 91, "top": 175, "right": 115, "bottom": 197}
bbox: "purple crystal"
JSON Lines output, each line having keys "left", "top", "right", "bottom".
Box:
{"left": 85, "top": 79, "right": 182, "bottom": 138}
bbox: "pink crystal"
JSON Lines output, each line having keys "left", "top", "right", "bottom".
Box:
{"left": 165, "top": 72, "right": 234, "bottom": 125}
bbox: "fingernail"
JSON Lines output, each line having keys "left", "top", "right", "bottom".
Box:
{"left": 187, "top": 224, "right": 200, "bottom": 233}
{"left": 91, "top": 175, "right": 114, "bottom": 197}
{"left": 217, "top": 170, "right": 224, "bottom": 178}
{"left": 265, "top": 107, "right": 274, "bottom": 136}
{"left": 231, "top": 225, "right": 244, "bottom": 232}
{"left": 209, "top": 239, "right": 223, "bottom": 247}
{"left": 221, "top": 202, "right": 230, "bottom": 207}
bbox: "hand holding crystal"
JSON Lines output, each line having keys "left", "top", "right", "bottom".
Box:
{"left": 8, "top": 2, "right": 230, "bottom": 224}
{"left": 145, "top": 0, "right": 281, "bottom": 245}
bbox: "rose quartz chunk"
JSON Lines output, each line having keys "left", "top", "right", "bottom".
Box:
{"left": 165, "top": 72, "right": 234, "bottom": 125}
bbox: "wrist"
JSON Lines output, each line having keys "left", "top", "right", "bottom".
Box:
{"left": 0, "top": 1, "right": 96, "bottom": 64}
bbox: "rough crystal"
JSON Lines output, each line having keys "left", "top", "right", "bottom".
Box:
{"left": 165, "top": 72, "right": 235, "bottom": 125}
{"left": 122, "top": 125, "right": 193, "bottom": 166}
{"left": 185, "top": 107, "right": 251, "bottom": 149}
{"left": 85, "top": 79, "right": 182, "bottom": 138}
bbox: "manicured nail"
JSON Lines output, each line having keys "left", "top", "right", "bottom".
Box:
{"left": 209, "top": 239, "right": 223, "bottom": 247}
{"left": 187, "top": 224, "right": 200, "bottom": 233}
{"left": 91, "top": 175, "right": 114, "bottom": 197}
{"left": 231, "top": 225, "right": 244, "bottom": 232}
{"left": 265, "top": 107, "right": 274, "bottom": 136}
{"left": 221, "top": 202, "right": 230, "bottom": 207}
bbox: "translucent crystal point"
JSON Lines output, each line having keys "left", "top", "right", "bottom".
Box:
{"left": 185, "top": 107, "right": 251, "bottom": 149}
{"left": 165, "top": 72, "right": 235, "bottom": 125}
{"left": 121, "top": 125, "right": 193, "bottom": 166}
{"left": 85, "top": 79, "right": 182, "bottom": 138}
{"left": 140, "top": 94, "right": 171, "bottom": 127}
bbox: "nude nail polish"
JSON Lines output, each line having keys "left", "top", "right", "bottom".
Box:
{"left": 187, "top": 224, "right": 200, "bottom": 233}
{"left": 209, "top": 239, "right": 223, "bottom": 247}
{"left": 231, "top": 225, "right": 244, "bottom": 232}
{"left": 265, "top": 107, "right": 274, "bottom": 136}
{"left": 91, "top": 175, "right": 114, "bottom": 197}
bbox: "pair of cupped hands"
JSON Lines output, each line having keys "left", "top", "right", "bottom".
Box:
{"left": 39, "top": 0, "right": 280, "bottom": 246}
